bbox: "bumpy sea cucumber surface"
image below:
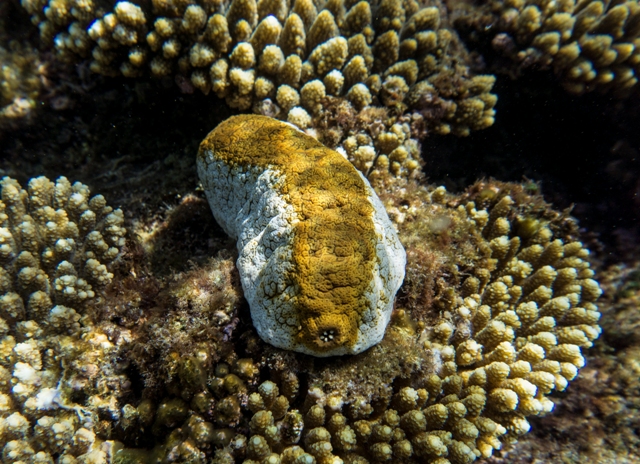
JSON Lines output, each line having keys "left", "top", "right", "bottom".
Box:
{"left": 197, "top": 115, "right": 406, "bottom": 356}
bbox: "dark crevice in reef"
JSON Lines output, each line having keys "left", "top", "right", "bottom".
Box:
{"left": 423, "top": 73, "right": 640, "bottom": 261}
{"left": 0, "top": 0, "right": 35, "bottom": 42}
{"left": 2, "top": 74, "right": 232, "bottom": 207}
{"left": 1, "top": 75, "right": 238, "bottom": 275}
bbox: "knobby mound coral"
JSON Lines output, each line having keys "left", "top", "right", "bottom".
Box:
{"left": 0, "top": 176, "right": 127, "bottom": 463}
{"left": 19, "top": 0, "right": 497, "bottom": 137}
{"left": 107, "top": 179, "right": 602, "bottom": 464}
{"left": 453, "top": 0, "right": 640, "bottom": 96}
{"left": 294, "top": 100, "right": 427, "bottom": 179}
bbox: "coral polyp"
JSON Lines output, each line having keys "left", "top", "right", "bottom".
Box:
{"left": 0, "top": 0, "right": 622, "bottom": 460}
{"left": 19, "top": 0, "right": 497, "bottom": 137}
{"left": 0, "top": 166, "right": 603, "bottom": 463}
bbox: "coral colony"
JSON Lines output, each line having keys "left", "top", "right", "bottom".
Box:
{"left": 0, "top": 0, "right": 620, "bottom": 462}
{"left": 0, "top": 164, "right": 602, "bottom": 463}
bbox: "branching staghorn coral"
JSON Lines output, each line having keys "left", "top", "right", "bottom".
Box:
{"left": 109, "top": 179, "right": 602, "bottom": 464}
{"left": 452, "top": 0, "right": 640, "bottom": 96}
{"left": 19, "top": 0, "right": 497, "bottom": 137}
{"left": 0, "top": 176, "right": 127, "bottom": 463}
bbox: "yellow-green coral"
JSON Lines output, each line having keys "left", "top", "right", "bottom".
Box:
{"left": 108, "top": 179, "right": 602, "bottom": 464}
{"left": 0, "top": 175, "right": 127, "bottom": 463}
{"left": 0, "top": 40, "right": 42, "bottom": 129}
{"left": 228, "top": 187, "right": 599, "bottom": 463}
{"left": 454, "top": 0, "right": 640, "bottom": 95}
{"left": 20, "top": 0, "right": 497, "bottom": 138}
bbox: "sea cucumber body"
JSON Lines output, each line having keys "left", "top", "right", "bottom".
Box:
{"left": 197, "top": 115, "right": 406, "bottom": 356}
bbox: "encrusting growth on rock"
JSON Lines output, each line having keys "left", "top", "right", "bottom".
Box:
{"left": 121, "top": 179, "right": 602, "bottom": 463}
{"left": 207, "top": 183, "right": 602, "bottom": 463}
{"left": 0, "top": 0, "right": 615, "bottom": 462}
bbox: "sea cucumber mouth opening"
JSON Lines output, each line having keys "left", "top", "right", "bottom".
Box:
{"left": 320, "top": 329, "right": 336, "bottom": 343}
{"left": 300, "top": 313, "right": 355, "bottom": 352}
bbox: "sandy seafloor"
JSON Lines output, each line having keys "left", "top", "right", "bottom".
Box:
{"left": 2, "top": 1, "right": 640, "bottom": 462}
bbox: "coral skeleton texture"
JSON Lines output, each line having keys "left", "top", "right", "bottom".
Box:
{"left": 454, "top": 0, "right": 640, "bottom": 95}
{"left": 0, "top": 171, "right": 604, "bottom": 463}
{"left": 111, "top": 178, "right": 602, "bottom": 464}
{"left": 0, "top": 176, "right": 127, "bottom": 463}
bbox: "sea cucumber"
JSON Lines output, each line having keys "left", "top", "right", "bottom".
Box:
{"left": 197, "top": 115, "right": 406, "bottom": 356}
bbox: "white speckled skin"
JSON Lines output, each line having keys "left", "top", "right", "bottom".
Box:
{"left": 198, "top": 157, "right": 301, "bottom": 347}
